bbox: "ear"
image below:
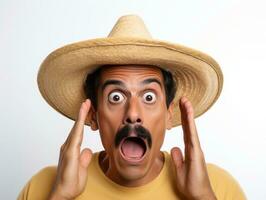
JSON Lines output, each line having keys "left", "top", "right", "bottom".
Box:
{"left": 87, "top": 105, "right": 98, "bottom": 131}
{"left": 166, "top": 101, "right": 174, "bottom": 130}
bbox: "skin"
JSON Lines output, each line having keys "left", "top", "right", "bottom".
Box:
{"left": 49, "top": 65, "right": 216, "bottom": 200}
{"left": 93, "top": 66, "right": 169, "bottom": 187}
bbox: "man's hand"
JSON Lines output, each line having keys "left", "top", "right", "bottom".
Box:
{"left": 171, "top": 97, "right": 216, "bottom": 200}
{"left": 49, "top": 99, "right": 93, "bottom": 200}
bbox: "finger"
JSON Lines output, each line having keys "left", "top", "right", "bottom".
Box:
{"left": 171, "top": 147, "right": 184, "bottom": 169}
{"left": 58, "top": 99, "right": 91, "bottom": 166}
{"left": 179, "top": 97, "right": 201, "bottom": 149}
{"left": 68, "top": 99, "right": 91, "bottom": 148}
{"left": 78, "top": 148, "right": 93, "bottom": 189}
{"left": 79, "top": 148, "right": 93, "bottom": 169}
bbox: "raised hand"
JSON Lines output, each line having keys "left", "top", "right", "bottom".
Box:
{"left": 49, "top": 99, "right": 93, "bottom": 200}
{"left": 171, "top": 97, "right": 216, "bottom": 200}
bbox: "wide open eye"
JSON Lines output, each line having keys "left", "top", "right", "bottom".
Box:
{"left": 108, "top": 91, "right": 125, "bottom": 104}
{"left": 143, "top": 92, "right": 156, "bottom": 104}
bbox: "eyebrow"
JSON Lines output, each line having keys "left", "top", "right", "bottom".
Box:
{"left": 101, "top": 80, "right": 126, "bottom": 92}
{"left": 101, "top": 78, "right": 163, "bottom": 92}
{"left": 141, "top": 78, "right": 162, "bottom": 89}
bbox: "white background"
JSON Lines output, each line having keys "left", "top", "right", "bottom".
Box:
{"left": 1, "top": 0, "right": 266, "bottom": 199}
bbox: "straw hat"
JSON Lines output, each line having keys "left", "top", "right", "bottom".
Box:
{"left": 37, "top": 15, "right": 223, "bottom": 127}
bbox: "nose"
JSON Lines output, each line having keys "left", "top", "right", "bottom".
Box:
{"left": 123, "top": 97, "right": 142, "bottom": 125}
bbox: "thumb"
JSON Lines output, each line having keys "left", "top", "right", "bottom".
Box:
{"left": 78, "top": 148, "right": 92, "bottom": 190}
{"left": 171, "top": 147, "right": 184, "bottom": 169}
{"left": 80, "top": 148, "right": 93, "bottom": 169}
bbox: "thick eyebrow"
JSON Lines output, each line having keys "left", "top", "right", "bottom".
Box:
{"left": 141, "top": 78, "right": 162, "bottom": 89}
{"left": 101, "top": 80, "right": 126, "bottom": 92}
{"left": 101, "top": 78, "right": 163, "bottom": 92}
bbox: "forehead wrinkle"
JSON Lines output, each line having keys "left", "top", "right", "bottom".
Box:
{"left": 99, "top": 65, "right": 164, "bottom": 94}
{"left": 100, "top": 65, "right": 162, "bottom": 78}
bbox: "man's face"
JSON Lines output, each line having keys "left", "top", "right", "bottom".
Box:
{"left": 94, "top": 65, "right": 173, "bottom": 185}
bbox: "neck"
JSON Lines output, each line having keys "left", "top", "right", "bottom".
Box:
{"left": 99, "top": 151, "right": 165, "bottom": 187}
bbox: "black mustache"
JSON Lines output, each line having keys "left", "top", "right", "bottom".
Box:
{"left": 114, "top": 125, "right": 152, "bottom": 148}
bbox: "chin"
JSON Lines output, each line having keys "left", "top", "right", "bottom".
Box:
{"left": 114, "top": 153, "right": 152, "bottom": 185}
{"left": 113, "top": 137, "right": 153, "bottom": 184}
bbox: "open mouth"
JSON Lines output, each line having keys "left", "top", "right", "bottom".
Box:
{"left": 120, "top": 137, "right": 147, "bottom": 161}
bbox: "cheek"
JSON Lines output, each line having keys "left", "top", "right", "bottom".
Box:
{"left": 145, "top": 105, "right": 167, "bottom": 147}
{"left": 96, "top": 103, "right": 125, "bottom": 149}
{"left": 145, "top": 103, "right": 167, "bottom": 127}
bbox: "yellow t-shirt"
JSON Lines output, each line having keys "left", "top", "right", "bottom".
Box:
{"left": 18, "top": 151, "right": 246, "bottom": 200}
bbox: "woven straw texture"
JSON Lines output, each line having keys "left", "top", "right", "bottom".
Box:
{"left": 37, "top": 15, "right": 223, "bottom": 127}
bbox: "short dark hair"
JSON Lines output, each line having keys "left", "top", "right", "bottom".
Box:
{"left": 83, "top": 66, "right": 177, "bottom": 109}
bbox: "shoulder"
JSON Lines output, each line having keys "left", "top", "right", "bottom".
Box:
{"left": 206, "top": 163, "right": 247, "bottom": 200}
{"left": 18, "top": 166, "right": 57, "bottom": 200}
{"left": 18, "top": 152, "right": 100, "bottom": 200}
{"left": 206, "top": 163, "right": 241, "bottom": 186}
{"left": 31, "top": 165, "right": 57, "bottom": 186}
{"left": 34, "top": 165, "right": 57, "bottom": 177}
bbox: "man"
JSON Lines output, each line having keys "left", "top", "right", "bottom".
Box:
{"left": 18, "top": 15, "right": 246, "bottom": 199}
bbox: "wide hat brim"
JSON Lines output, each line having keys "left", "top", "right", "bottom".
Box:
{"left": 37, "top": 16, "right": 223, "bottom": 127}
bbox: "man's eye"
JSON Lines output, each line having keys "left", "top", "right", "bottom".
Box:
{"left": 143, "top": 92, "right": 156, "bottom": 104}
{"left": 108, "top": 92, "right": 124, "bottom": 103}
